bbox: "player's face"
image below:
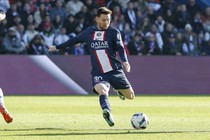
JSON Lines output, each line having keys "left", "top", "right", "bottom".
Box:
{"left": 96, "top": 14, "right": 111, "bottom": 30}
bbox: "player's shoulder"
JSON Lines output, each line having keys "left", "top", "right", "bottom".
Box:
{"left": 78, "top": 26, "right": 95, "bottom": 37}
{"left": 86, "top": 26, "right": 97, "bottom": 32}
{"left": 108, "top": 26, "right": 121, "bottom": 34}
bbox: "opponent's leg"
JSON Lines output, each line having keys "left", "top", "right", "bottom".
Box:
{"left": 94, "top": 83, "right": 115, "bottom": 126}
{"left": 0, "top": 88, "right": 13, "bottom": 123}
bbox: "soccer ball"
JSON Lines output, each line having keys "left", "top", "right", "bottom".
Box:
{"left": 131, "top": 113, "right": 149, "bottom": 129}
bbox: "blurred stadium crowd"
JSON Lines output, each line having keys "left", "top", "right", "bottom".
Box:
{"left": 0, "top": 0, "right": 210, "bottom": 56}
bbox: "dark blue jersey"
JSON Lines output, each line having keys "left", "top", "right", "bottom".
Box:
{"left": 56, "top": 26, "right": 128, "bottom": 75}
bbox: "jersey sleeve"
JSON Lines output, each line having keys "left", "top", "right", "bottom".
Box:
{"left": 114, "top": 30, "right": 128, "bottom": 62}
{"left": 56, "top": 30, "right": 87, "bottom": 49}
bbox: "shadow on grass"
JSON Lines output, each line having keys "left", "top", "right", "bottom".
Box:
{"left": 1, "top": 128, "right": 210, "bottom": 136}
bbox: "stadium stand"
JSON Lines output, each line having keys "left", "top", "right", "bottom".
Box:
{"left": 0, "top": 0, "right": 210, "bottom": 56}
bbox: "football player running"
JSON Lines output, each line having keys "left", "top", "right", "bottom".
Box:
{"left": 0, "top": 11, "right": 13, "bottom": 123}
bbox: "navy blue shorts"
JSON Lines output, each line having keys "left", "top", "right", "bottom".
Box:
{"left": 92, "top": 69, "right": 131, "bottom": 90}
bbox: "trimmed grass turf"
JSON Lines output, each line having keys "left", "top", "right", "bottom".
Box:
{"left": 0, "top": 95, "right": 210, "bottom": 140}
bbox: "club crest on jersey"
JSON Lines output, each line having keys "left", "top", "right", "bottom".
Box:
{"left": 93, "top": 31, "right": 105, "bottom": 41}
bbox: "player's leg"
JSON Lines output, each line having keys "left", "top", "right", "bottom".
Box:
{"left": 117, "top": 87, "right": 135, "bottom": 100}
{"left": 111, "top": 70, "right": 135, "bottom": 100}
{"left": 0, "top": 88, "right": 13, "bottom": 123}
{"left": 94, "top": 83, "right": 111, "bottom": 111}
{"left": 94, "top": 83, "right": 115, "bottom": 127}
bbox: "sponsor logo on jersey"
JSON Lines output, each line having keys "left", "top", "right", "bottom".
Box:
{"left": 91, "top": 41, "right": 109, "bottom": 49}
{"left": 92, "top": 31, "right": 109, "bottom": 49}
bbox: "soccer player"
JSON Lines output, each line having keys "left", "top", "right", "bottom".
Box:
{"left": 0, "top": 88, "right": 13, "bottom": 123}
{"left": 0, "top": 11, "right": 13, "bottom": 123}
{"left": 49, "top": 7, "right": 135, "bottom": 127}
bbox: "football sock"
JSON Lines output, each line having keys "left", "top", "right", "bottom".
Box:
{"left": 99, "top": 95, "right": 111, "bottom": 111}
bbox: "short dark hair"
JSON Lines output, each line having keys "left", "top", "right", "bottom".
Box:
{"left": 96, "top": 7, "right": 112, "bottom": 17}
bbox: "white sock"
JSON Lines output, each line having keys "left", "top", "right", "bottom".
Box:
{"left": 0, "top": 88, "right": 4, "bottom": 105}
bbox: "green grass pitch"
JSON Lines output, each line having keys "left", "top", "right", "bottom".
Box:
{"left": 0, "top": 95, "right": 210, "bottom": 140}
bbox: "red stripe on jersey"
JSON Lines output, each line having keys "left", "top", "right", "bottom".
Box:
{"left": 103, "top": 31, "right": 106, "bottom": 41}
{"left": 93, "top": 50, "right": 104, "bottom": 73}
{"left": 123, "top": 41, "right": 130, "bottom": 55}
{"left": 92, "top": 31, "right": 96, "bottom": 41}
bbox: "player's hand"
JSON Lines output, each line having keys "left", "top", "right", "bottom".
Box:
{"left": 48, "top": 46, "right": 57, "bottom": 52}
{"left": 123, "top": 62, "right": 131, "bottom": 72}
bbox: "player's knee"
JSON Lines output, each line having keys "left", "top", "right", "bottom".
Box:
{"left": 94, "top": 83, "right": 109, "bottom": 96}
{"left": 126, "top": 89, "right": 135, "bottom": 100}
{"left": 128, "top": 93, "right": 135, "bottom": 100}
{"left": 126, "top": 93, "right": 135, "bottom": 100}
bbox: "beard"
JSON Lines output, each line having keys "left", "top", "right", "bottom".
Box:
{"left": 98, "top": 24, "right": 109, "bottom": 30}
